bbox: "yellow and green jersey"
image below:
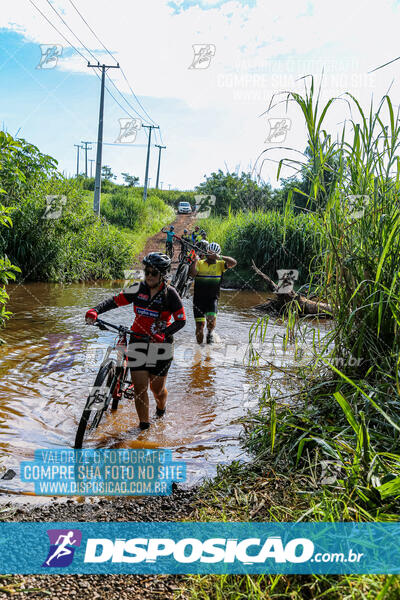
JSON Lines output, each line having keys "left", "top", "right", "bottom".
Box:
{"left": 193, "top": 259, "right": 227, "bottom": 300}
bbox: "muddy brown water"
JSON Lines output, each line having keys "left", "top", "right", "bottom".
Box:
{"left": 0, "top": 281, "right": 325, "bottom": 495}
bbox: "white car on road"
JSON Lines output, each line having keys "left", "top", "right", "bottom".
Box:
{"left": 177, "top": 201, "right": 192, "bottom": 214}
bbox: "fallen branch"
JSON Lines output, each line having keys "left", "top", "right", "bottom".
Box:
{"left": 251, "top": 261, "right": 332, "bottom": 317}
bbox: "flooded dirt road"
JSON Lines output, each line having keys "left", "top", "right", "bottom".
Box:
{"left": 0, "top": 280, "right": 324, "bottom": 493}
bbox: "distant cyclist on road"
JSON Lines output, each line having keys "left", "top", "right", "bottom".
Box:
{"left": 191, "top": 226, "right": 201, "bottom": 245}
{"left": 197, "top": 231, "right": 209, "bottom": 259}
{"left": 85, "top": 253, "right": 186, "bottom": 430}
{"left": 189, "top": 242, "right": 237, "bottom": 344}
{"left": 180, "top": 228, "right": 191, "bottom": 252}
{"left": 182, "top": 228, "right": 191, "bottom": 244}
{"left": 162, "top": 225, "right": 176, "bottom": 258}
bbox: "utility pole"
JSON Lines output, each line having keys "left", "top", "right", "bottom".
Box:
{"left": 81, "top": 141, "right": 92, "bottom": 177}
{"left": 168, "top": 184, "right": 171, "bottom": 190}
{"left": 160, "top": 181, "right": 163, "bottom": 190}
{"left": 88, "top": 62, "right": 120, "bottom": 215}
{"left": 89, "top": 159, "right": 95, "bottom": 178}
{"left": 154, "top": 144, "right": 166, "bottom": 189}
{"left": 74, "top": 143, "right": 82, "bottom": 177}
{"left": 142, "top": 124, "right": 159, "bottom": 201}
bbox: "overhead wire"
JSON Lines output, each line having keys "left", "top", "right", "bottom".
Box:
{"left": 29, "top": 0, "right": 147, "bottom": 125}
{"left": 44, "top": 0, "right": 150, "bottom": 123}
{"left": 65, "top": 0, "right": 158, "bottom": 126}
{"left": 105, "top": 73, "right": 151, "bottom": 124}
{"left": 44, "top": 0, "right": 98, "bottom": 63}
{"left": 66, "top": 0, "right": 118, "bottom": 65}
{"left": 28, "top": 0, "right": 87, "bottom": 61}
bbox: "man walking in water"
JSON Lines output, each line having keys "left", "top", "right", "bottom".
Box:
{"left": 189, "top": 242, "right": 237, "bottom": 344}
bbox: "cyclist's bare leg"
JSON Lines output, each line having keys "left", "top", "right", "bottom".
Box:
{"left": 131, "top": 370, "right": 150, "bottom": 425}
{"left": 206, "top": 315, "right": 216, "bottom": 334}
{"left": 195, "top": 321, "right": 205, "bottom": 344}
{"left": 149, "top": 374, "right": 168, "bottom": 411}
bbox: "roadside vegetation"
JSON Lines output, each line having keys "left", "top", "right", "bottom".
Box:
{"left": 79, "top": 174, "right": 195, "bottom": 210}
{"left": 178, "top": 80, "right": 400, "bottom": 598}
{"left": 0, "top": 135, "right": 175, "bottom": 285}
{"left": 201, "top": 209, "right": 320, "bottom": 287}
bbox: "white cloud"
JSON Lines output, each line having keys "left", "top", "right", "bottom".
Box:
{"left": 1, "top": 0, "right": 400, "bottom": 187}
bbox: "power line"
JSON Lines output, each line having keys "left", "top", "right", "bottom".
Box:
{"left": 85, "top": 141, "right": 149, "bottom": 147}
{"left": 105, "top": 73, "right": 151, "bottom": 123}
{"left": 29, "top": 1, "right": 157, "bottom": 171}
{"left": 65, "top": 0, "right": 157, "bottom": 125}
{"left": 67, "top": 0, "right": 118, "bottom": 65}
{"left": 51, "top": 0, "right": 154, "bottom": 125}
{"left": 28, "top": 0, "right": 87, "bottom": 61}
{"left": 30, "top": 0, "right": 147, "bottom": 124}
{"left": 119, "top": 67, "right": 156, "bottom": 125}
{"left": 44, "top": 0, "right": 99, "bottom": 63}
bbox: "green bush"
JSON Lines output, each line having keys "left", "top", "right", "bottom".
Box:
{"left": 0, "top": 175, "right": 130, "bottom": 282}
{"left": 100, "top": 190, "right": 175, "bottom": 245}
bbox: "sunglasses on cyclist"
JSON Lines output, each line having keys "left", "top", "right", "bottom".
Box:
{"left": 144, "top": 268, "right": 160, "bottom": 277}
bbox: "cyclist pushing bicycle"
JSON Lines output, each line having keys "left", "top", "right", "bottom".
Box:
{"left": 85, "top": 252, "right": 186, "bottom": 431}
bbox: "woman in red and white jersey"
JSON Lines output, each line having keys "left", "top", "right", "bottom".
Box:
{"left": 85, "top": 253, "right": 186, "bottom": 431}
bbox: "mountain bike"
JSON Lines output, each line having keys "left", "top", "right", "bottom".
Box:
{"left": 74, "top": 318, "right": 149, "bottom": 449}
{"left": 171, "top": 236, "right": 197, "bottom": 298}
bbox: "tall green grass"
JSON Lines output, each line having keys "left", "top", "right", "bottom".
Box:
{"left": 101, "top": 190, "right": 174, "bottom": 232}
{"left": 179, "top": 81, "right": 400, "bottom": 600}
{"left": 202, "top": 209, "right": 321, "bottom": 283}
{"left": 0, "top": 176, "right": 132, "bottom": 282}
{"left": 246, "top": 80, "right": 400, "bottom": 511}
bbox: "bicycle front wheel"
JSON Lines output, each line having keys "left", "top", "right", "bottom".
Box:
{"left": 174, "top": 263, "right": 189, "bottom": 297}
{"left": 74, "top": 360, "right": 116, "bottom": 449}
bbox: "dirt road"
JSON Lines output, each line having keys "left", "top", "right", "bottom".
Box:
{"left": 133, "top": 211, "right": 198, "bottom": 268}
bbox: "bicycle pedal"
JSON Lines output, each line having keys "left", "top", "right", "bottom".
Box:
{"left": 124, "top": 386, "right": 135, "bottom": 399}
{"left": 87, "top": 391, "right": 107, "bottom": 409}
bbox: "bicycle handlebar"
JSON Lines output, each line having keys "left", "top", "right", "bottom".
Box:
{"left": 173, "top": 234, "right": 207, "bottom": 255}
{"left": 94, "top": 318, "right": 149, "bottom": 340}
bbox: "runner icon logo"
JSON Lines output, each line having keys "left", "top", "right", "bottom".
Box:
{"left": 42, "top": 529, "right": 82, "bottom": 568}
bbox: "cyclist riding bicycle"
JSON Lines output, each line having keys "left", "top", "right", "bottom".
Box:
{"left": 162, "top": 225, "right": 175, "bottom": 258}
{"left": 85, "top": 252, "right": 186, "bottom": 430}
{"left": 189, "top": 242, "right": 237, "bottom": 344}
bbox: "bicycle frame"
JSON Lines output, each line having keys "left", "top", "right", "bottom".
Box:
{"left": 91, "top": 319, "right": 150, "bottom": 405}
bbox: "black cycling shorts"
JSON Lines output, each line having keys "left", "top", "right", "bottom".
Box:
{"left": 124, "top": 341, "right": 173, "bottom": 377}
{"left": 193, "top": 297, "right": 218, "bottom": 322}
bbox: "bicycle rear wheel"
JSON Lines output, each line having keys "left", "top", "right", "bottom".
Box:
{"left": 74, "top": 360, "right": 116, "bottom": 449}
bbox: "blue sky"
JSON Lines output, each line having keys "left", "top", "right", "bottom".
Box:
{"left": 1, "top": 0, "right": 399, "bottom": 188}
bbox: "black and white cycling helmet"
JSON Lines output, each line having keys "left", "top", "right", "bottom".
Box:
{"left": 199, "top": 239, "right": 209, "bottom": 251}
{"left": 208, "top": 242, "right": 221, "bottom": 254}
{"left": 142, "top": 252, "right": 171, "bottom": 273}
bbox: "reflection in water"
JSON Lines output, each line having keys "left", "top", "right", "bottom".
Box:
{"left": 0, "top": 282, "right": 324, "bottom": 492}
